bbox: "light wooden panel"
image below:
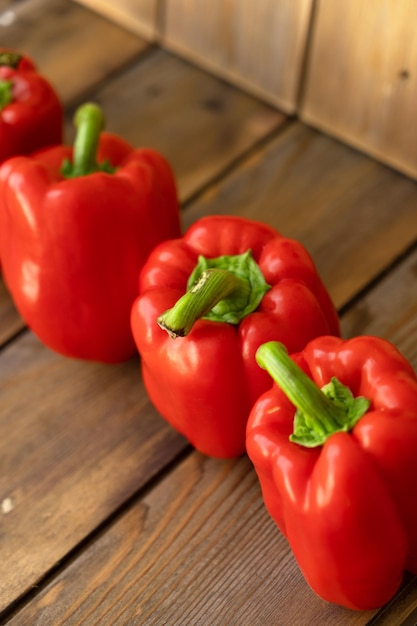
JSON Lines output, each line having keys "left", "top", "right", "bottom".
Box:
{"left": 301, "top": 0, "right": 417, "bottom": 180}
{"left": 73, "top": 0, "right": 159, "bottom": 40}
{"left": 161, "top": 0, "right": 314, "bottom": 114}
{"left": 9, "top": 247, "right": 417, "bottom": 624}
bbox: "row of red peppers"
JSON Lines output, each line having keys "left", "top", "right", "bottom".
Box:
{"left": 2, "top": 48, "right": 417, "bottom": 613}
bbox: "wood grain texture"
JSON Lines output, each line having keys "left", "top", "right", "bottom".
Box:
{"left": 301, "top": 0, "right": 417, "bottom": 180}
{"left": 69, "top": 48, "right": 285, "bottom": 202}
{"left": 370, "top": 576, "right": 417, "bottom": 625}
{"left": 73, "top": 0, "right": 159, "bottom": 40}
{"left": 161, "top": 0, "right": 313, "bottom": 113}
{"left": 0, "top": 0, "right": 147, "bottom": 106}
{"left": 0, "top": 333, "right": 187, "bottom": 612}
{"left": 4, "top": 455, "right": 376, "bottom": 626}
{"left": 9, "top": 245, "right": 417, "bottom": 626}
{"left": 182, "top": 122, "right": 417, "bottom": 309}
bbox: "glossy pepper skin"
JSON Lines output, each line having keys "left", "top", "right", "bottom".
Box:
{"left": 131, "top": 215, "right": 340, "bottom": 458}
{"left": 0, "top": 49, "right": 62, "bottom": 162}
{"left": 0, "top": 103, "right": 181, "bottom": 363}
{"left": 247, "top": 336, "right": 417, "bottom": 610}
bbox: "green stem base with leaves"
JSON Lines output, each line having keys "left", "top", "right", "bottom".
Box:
{"left": 157, "top": 250, "right": 271, "bottom": 338}
{"left": 256, "top": 341, "right": 370, "bottom": 447}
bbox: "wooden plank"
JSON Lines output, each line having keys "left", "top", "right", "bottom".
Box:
{"left": 9, "top": 248, "right": 417, "bottom": 624}
{"left": 68, "top": 48, "right": 285, "bottom": 202}
{"left": 73, "top": 0, "right": 159, "bottom": 41}
{"left": 0, "top": 455, "right": 375, "bottom": 626}
{"left": 0, "top": 0, "right": 148, "bottom": 107}
{"left": 162, "top": 0, "right": 314, "bottom": 114}
{"left": 301, "top": 0, "right": 417, "bottom": 180}
{"left": 182, "top": 122, "right": 417, "bottom": 310}
{"left": 0, "top": 332, "right": 187, "bottom": 613}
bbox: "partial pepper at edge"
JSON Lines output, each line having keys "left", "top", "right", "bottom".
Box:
{"left": 131, "top": 215, "right": 340, "bottom": 458}
{"left": 246, "top": 336, "right": 417, "bottom": 610}
{"left": 0, "top": 102, "right": 181, "bottom": 362}
{"left": 0, "top": 49, "right": 62, "bottom": 162}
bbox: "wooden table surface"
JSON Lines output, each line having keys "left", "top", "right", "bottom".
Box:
{"left": 1, "top": 1, "right": 417, "bottom": 624}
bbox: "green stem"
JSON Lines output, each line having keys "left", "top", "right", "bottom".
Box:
{"left": 256, "top": 341, "right": 370, "bottom": 447}
{"left": 0, "top": 79, "right": 13, "bottom": 111}
{"left": 61, "top": 103, "right": 116, "bottom": 178}
{"left": 0, "top": 53, "right": 23, "bottom": 111}
{"left": 158, "top": 269, "right": 249, "bottom": 338}
{"left": 256, "top": 342, "right": 346, "bottom": 433}
{"left": 71, "top": 103, "right": 106, "bottom": 176}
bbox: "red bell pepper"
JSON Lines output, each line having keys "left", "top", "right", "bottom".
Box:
{"left": 246, "top": 336, "right": 417, "bottom": 610}
{"left": 131, "top": 215, "right": 340, "bottom": 458}
{"left": 0, "top": 49, "right": 62, "bottom": 162}
{"left": 0, "top": 102, "right": 181, "bottom": 362}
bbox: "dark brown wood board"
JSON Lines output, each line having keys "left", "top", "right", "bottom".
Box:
{"left": 5, "top": 455, "right": 375, "bottom": 626}
{"left": 7, "top": 246, "right": 417, "bottom": 625}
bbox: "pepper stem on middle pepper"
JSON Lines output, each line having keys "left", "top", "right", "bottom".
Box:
{"left": 157, "top": 250, "right": 271, "bottom": 338}
{"left": 256, "top": 341, "right": 370, "bottom": 447}
{"left": 158, "top": 268, "right": 249, "bottom": 339}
